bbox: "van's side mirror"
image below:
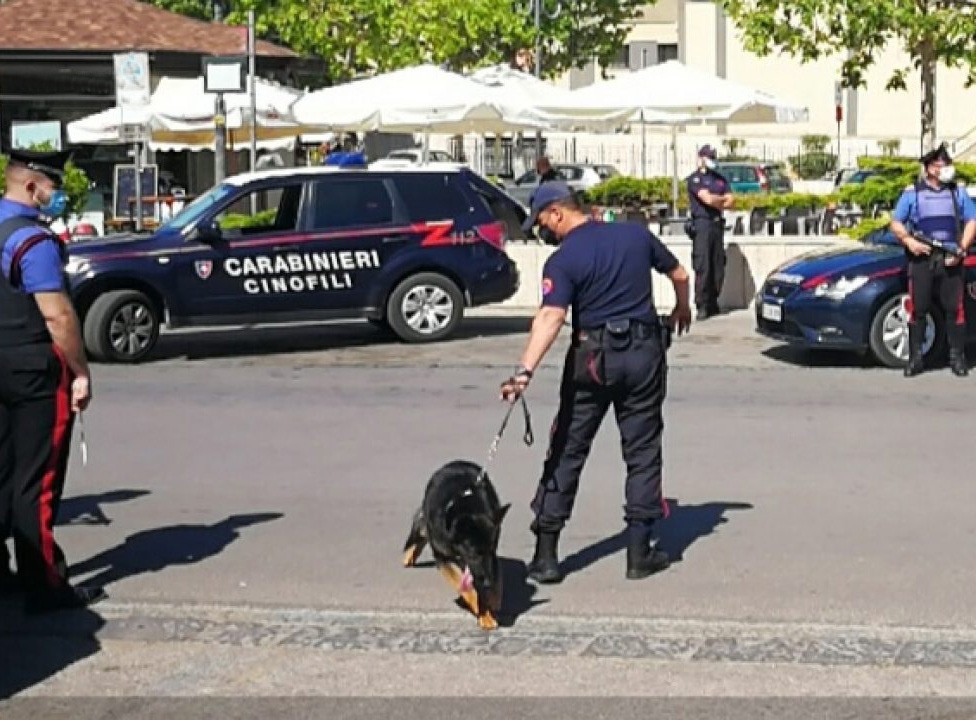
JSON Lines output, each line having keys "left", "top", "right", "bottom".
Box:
{"left": 195, "top": 218, "right": 222, "bottom": 242}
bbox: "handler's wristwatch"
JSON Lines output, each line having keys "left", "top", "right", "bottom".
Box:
{"left": 515, "top": 366, "right": 533, "bottom": 380}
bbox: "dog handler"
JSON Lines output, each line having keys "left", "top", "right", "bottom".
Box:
{"left": 501, "top": 182, "right": 692, "bottom": 583}
{"left": 0, "top": 149, "right": 104, "bottom": 612}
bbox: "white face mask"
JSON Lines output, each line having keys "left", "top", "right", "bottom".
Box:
{"left": 939, "top": 165, "right": 956, "bottom": 183}
{"left": 703, "top": 158, "right": 717, "bottom": 171}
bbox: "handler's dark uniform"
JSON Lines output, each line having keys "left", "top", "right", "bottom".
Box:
{"left": 524, "top": 184, "right": 677, "bottom": 581}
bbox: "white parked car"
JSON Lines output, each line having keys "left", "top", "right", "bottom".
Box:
{"left": 369, "top": 149, "right": 459, "bottom": 168}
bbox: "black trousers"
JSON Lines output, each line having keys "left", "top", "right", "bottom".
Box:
{"left": 530, "top": 333, "right": 669, "bottom": 533}
{"left": 908, "top": 257, "right": 966, "bottom": 352}
{"left": 0, "top": 345, "right": 74, "bottom": 592}
{"left": 692, "top": 217, "right": 726, "bottom": 312}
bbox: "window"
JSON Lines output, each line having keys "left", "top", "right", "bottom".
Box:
{"left": 609, "top": 44, "right": 629, "bottom": 68}
{"left": 391, "top": 174, "right": 473, "bottom": 222}
{"left": 657, "top": 44, "right": 678, "bottom": 63}
{"left": 311, "top": 179, "right": 394, "bottom": 230}
{"left": 724, "top": 166, "right": 758, "bottom": 183}
{"left": 557, "top": 166, "right": 584, "bottom": 181}
{"left": 216, "top": 184, "right": 302, "bottom": 235}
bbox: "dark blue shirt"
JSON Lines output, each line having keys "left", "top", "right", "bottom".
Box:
{"left": 686, "top": 169, "right": 730, "bottom": 219}
{"left": 541, "top": 220, "right": 678, "bottom": 329}
{"left": 0, "top": 199, "right": 65, "bottom": 293}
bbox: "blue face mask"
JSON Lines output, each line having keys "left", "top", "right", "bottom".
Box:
{"left": 39, "top": 189, "right": 67, "bottom": 218}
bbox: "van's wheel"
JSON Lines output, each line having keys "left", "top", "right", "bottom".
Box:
{"left": 868, "top": 293, "right": 944, "bottom": 368}
{"left": 83, "top": 290, "right": 160, "bottom": 363}
{"left": 386, "top": 273, "right": 463, "bottom": 343}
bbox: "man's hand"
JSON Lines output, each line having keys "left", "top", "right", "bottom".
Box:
{"left": 669, "top": 305, "right": 692, "bottom": 336}
{"left": 500, "top": 373, "right": 530, "bottom": 402}
{"left": 71, "top": 375, "right": 91, "bottom": 413}
{"left": 904, "top": 236, "right": 932, "bottom": 257}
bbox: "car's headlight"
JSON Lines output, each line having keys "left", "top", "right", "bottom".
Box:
{"left": 64, "top": 257, "right": 91, "bottom": 275}
{"left": 811, "top": 275, "right": 869, "bottom": 300}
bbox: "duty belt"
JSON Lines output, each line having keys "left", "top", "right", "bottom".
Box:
{"left": 575, "top": 319, "right": 658, "bottom": 344}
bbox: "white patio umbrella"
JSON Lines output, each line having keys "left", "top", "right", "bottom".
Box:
{"left": 467, "top": 64, "right": 639, "bottom": 131}
{"left": 568, "top": 60, "right": 810, "bottom": 205}
{"left": 291, "top": 64, "right": 553, "bottom": 152}
{"left": 67, "top": 76, "right": 315, "bottom": 151}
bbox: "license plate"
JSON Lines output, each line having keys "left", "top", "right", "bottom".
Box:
{"left": 761, "top": 303, "right": 782, "bottom": 322}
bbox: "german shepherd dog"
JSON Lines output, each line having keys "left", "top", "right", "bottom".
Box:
{"left": 402, "top": 460, "right": 510, "bottom": 630}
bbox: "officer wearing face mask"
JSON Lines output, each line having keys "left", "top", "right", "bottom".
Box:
{"left": 0, "top": 149, "right": 104, "bottom": 613}
{"left": 686, "top": 145, "right": 734, "bottom": 321}
{"left": 501, "top": 181, "right": 692, "bottom": 585}
{"left": 891, "top": 143, "right": 976, "bottom": 378}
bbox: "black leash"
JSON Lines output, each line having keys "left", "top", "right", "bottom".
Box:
{"left": 476, "top": 394, "right": 533, "bottom": 483}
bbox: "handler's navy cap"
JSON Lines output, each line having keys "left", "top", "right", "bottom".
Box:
{"left": 698, "top": 144, "right": 718, "bottom": 160}
{"left": 920, "top": 142, "right": 952, "bottom": 165}
{"left": 7, "top": 148, "right": 72, "bottom": 185}
{"left": 523, "top": 180, "right": 574, "bottom": 231}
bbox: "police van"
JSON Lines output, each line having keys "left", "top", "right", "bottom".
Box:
{"left": 65, "top": 165, "right": 525, "bottom": 363}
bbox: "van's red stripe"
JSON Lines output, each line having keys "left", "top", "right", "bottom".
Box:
{"left": 90, "top": 222, "right": 459, "bottom": 260}
{"left": 41, "top": 345, "right": 72, "bottom": 587}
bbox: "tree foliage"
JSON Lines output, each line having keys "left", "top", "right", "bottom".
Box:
{"left": 143, "top": 0, "right": 647, "bottom": 85}
{"left": 719, "top": 0, "right": 976, "bottom": 147}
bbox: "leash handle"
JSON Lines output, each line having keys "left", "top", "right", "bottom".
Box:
{"left": 78, "top": 410, "right": 88, "bottom": 467}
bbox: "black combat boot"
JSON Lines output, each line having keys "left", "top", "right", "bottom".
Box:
{"left": 25, "top": 583, "right": 107, "bottom": 615}
{"left": 948, "top": 323, "right": 969, "bottom": 377}
{"left": 904, "top": 322, "right": 925, "bottom": 378}
{"left": 625, "top": 521, "right": 670, "bottom": 580}
{"left": 527, "top": 531, "right": 564, "bottom": 584}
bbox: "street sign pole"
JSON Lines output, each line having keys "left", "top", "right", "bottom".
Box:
{"left": 215, "top": 93, "right": 227, "bottom": 184}
{"left": 202, "top": 55, "right": 246, "bottom": 187}
{"left": 114, "top": 51, "right": 151, "bottom": 232}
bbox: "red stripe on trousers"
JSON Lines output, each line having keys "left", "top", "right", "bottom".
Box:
{"left": 957, "top": 290, "right": 966, "bottom": 325}
{"left": 40, "top": 345, "right": 71, "bottom": 587}
{"left": 907, "top": 279, "right": 915, "bottom": 322}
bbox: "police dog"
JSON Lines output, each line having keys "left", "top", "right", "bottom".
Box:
{"left": 402, "top": 460, "right": 510, "bottom": 630}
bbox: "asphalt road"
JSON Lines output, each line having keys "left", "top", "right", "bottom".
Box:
{"left": 3, "top": 310, "right": 976, "bottom": 712}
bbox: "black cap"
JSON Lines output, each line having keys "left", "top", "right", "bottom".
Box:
{"left": 6, "top": 149, "right": 72, "bottom": 186}
{"left": 920, "top": 142, "right": 952, "bottom": 166}
{"left": 698, "top": 144, "right": 718, "bottom": 160}
{"left": 522, "top": 180, "right": 574, "bottom": 232}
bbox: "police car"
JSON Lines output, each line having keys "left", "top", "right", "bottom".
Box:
{"left": 65, "top": 166, "right": 524, "bottom": 362}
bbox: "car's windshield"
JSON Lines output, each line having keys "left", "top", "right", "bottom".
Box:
{"left": 159, "top": 183, "right": 238, "bottom": 233}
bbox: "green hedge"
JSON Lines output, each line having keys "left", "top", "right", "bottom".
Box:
{"left": 219, "top": 209, "right": 277, "bottom": 230}
{"left": 787, "top": 151, "right": 837, "bottom": 180}
{"left": 583, "top": 175, "right": 840, "bottom": 214}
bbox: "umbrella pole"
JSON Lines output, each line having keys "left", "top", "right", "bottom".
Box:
{"left": 640, "top": 109, "right": 646, "bottom": 180}
{"left": 422, "top": 130, "right": 430, "bottom": 164}
{"left": 670, "top": 123, "right": 679, "bottom": 214}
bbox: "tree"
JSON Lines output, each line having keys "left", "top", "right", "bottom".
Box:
{"left": 143, "top": 0, "right": 214, "bottom": 20}
{"left": 141, "top": 0, "right": 648, "bottom": 85}
{"left": 719, "top": 0, "right": 976, "bottom": 151}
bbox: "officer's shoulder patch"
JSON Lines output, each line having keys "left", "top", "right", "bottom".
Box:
{"left": 691, "top": 176, "right": 701, "bottom": 184}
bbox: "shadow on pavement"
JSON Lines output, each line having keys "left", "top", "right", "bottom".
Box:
{"left": 69, "top": 513, "right": 283, "bottom": 589}
{"left": 146, "top": 315, "right": 534, "bottom": 363}
{"left": 0, "top": 598, "right": 104, "bottom": 700}
{"left": 57, "top": 489, "right": 151, "bottom": 527}
{"left": 495, "top": 556, "right": 548, "bottom": 627}
{"left": 559, "top": 498, "right": 754, "bottom": 577}
{"left": 762, "top": 344, "right": 877, "bottom": 369}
